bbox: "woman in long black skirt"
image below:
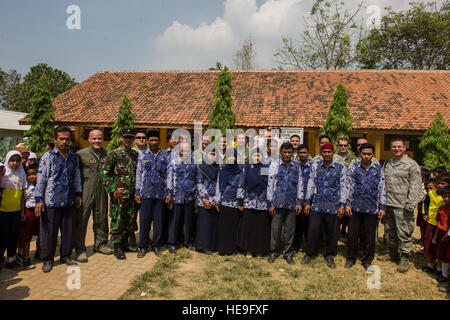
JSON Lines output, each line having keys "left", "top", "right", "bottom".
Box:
{"left": 236, "top": 148, "right": 271, "bottom": 257}
{"left": 195, "top": 150, "right": 220, "bottom": 255}
{"left": 214, "top": 148, "right": 243, "bottom": 256}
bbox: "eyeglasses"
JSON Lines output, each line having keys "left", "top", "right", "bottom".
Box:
{"left": 338, "top": 144, "right": 348, "bottom": 147}
{"left": 136, "top": 137, "right": 146, "bottom": 140}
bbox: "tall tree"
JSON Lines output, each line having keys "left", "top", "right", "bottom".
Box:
{"left": 208, "top": 66, "right": 237, "bottom": 136}
{"left": 107, "top": 94, "right": 136, "bottom": 151}
{"left": 23, "top": 73, "right": 55, "bottom": 156}
{"left": 418, "top": 112, "right": 450, "bottom": 170}
{"left": 4, "top": 63, "right": 77, "bottom": 112}
{"left": 320, "top": 81, "right": 353, "bottom": 147}
{"left": 232, "top": 38, "right": 257, "bottom": 70}
{"left": 0, "top": 68, "right": 21, "bottom": 109}
{"left": 357, "top": 1, "right": 449, "bottom": 69}
{"left": 274, "top": 0, "right": 365, "bottom": 69}
{"left": 209, "top": 62, "right": 223, "bottom": 70}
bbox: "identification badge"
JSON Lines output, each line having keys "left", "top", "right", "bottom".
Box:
{"left": 90, "top": 158, "right": 97, "bottom": 164}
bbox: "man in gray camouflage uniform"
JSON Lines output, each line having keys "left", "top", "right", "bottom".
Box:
{"left": 378, "top": 137, "right": 422, "bottom": 273}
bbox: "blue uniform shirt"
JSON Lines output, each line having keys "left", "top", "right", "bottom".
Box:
{"left": 215, "top": 166, "right": 243, "bottom": 208}
{"left": 135, "top": 149, "right": 170, "bottom": 200}
{"left": 196, "top": 165, "right": 219, "bottom": 207}
{"left": 344, "top": 161, "right": 387, "bottom": 214}
{"left": 299, "top": 161, "right": 313, "bottom": 206}
{"left": 267, "top": 158, "right": 302, "bottom": 211}
{"left": 35, "top": 148, "right": 82, "bottom": 208}
{"left": 166, "top": 154, "right": 197, "bottom": 204}
{"left": 306, "top": 160, "right": 346, "bottom": 214}
{"left": 237, "top": 164, "right": 270, "bottom": 211}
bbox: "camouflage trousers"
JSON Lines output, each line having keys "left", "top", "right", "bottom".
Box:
{"left": 109, "top": 199, "right": 137, "bottom": 244}
{"left": 381, "top": 206, "right": 416, "bottom": 255}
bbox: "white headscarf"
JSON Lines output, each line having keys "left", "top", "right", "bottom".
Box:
{"left": 0, "top": 150, "right": 27, "bottom": 190}
{"left": 28, "top": 152, "right": 38, "bottom": 160}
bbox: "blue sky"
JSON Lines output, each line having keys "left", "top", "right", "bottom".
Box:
{"left": 0, "top": 0, "right": 411, "bottom": 82}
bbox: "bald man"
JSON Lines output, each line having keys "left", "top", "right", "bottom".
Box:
{"left": 73, "top": 129, "right": 112, "bottom": 263}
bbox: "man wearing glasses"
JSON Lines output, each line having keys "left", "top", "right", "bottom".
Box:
{"left": 350, "top": 137, "right": 380, "bottom": 166}
{"left": 133, "top": 130, "right": 148, "bottom": 154}
{"left": 336, "top": 138, "right": 355, "bottom": 169}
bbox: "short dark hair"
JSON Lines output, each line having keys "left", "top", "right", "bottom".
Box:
{"left": 433, "top": 166, "right": 447, "bottom": 175}
{"left": 436, "top": 173, "right": 450, "bottom": 185}
{"left": 280, "top": 142, "right": 294, "bottom": 152}
{"left": 426, "top": 178, "right": 436, "bottom": 185}
{"left": 167, "top": 130, "right": 175, "bottom": 141}
{"left": 147, "top": 130, "right": 160, "bottom": 139}
{"left": 47, "top": 142, "right": 55, "bottom": 149}
{"left": 390, "top": 136, "right": 405, "bottom": 146}
{"left": 290, "top": 134, "right": 300, "bottom": 140}
{"left": 318, "top": 135, "right": 332, "bottom": 144}
{"left": 26, "top": 164, "right": 39, "bottom": 174}
{"left": 359, "top": 142, "right": 375, "bottom": 153}
{"left": 298, "top": 143, "right": 309, "bottom": 151}
{"left": 135, "top": 129, "right": 147, "bottom": 136}
{"left": 54, "top": 126, "right": 72, "bottom": 139}
{"left": 421, "top": 168, "right": 430, "bottom": 176}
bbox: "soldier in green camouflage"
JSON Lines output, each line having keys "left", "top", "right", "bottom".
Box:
{"left": 100, "top": 128, "right": 139, "bottom": 260}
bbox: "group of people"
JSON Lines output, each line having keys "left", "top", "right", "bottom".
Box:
{"left": 0, "top": 126, "right": 449, "bottom": 295}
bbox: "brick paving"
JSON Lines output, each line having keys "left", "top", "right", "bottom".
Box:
{"left": 0, "top": 218, "right": 157, "bottom": 300}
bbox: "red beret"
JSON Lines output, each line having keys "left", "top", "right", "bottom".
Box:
{"left": 320, "top": 143, "right": 334, "bottom": 151}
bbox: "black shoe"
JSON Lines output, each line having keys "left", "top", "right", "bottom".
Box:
{"left": 60, "top": 257, "right": 77, "bottom": 266}
{"left": 114, "top": 243, "right": 126, "bottom": 260}
{"left": 436, "top": 274, "right": 449, "bottom": 283}
{"left": 345, "top": 260, "right": 355, "bottom": 269}
{"left": 137, "top": 248, "right": 147, "bottom": 258}
{"left": 168, "top": 247, "right": 177, "bottom": 254}
{"left": 326, "top": 258, "right": 336, "bottom": 269}
{"left": 422, "top": 266, "right": 436, "bottom": 274}
{"left": 187, "top": 245, "right": 196, "bottom": 251}
{"left": 284, "top": 255, "right": 295, "bottom": 265}
{"left": 6, "top": 260, "right": 23, "bottom": 270}
{"left": 301, "top": 255, "right": 312, "bottom": 265}
{"left": 268, "top": 253, "right": 277, "bottom": 263}
{"left": 153, "top": 247, "right": 162, "bottom": 256}
{"left": 122, "top": 236, "right": 138, "bottom": 253}
{"left": 42, "top": 261, "right": 53, "bottom": 273}
{"left": 204, "top": 250, "right": 213, "bottom": 255}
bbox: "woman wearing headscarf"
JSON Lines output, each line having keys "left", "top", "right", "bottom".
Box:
{"left": 214, "top": 148, "right": 244, "bottom": 255}
{"left": 0, "top": 150, "right": 27, "bottom": 269}
{"left": 236, "top": 148, "right": 271, "bottom": 257}
{"left": 195, "top": 149, "right": 220, "bottom": 254}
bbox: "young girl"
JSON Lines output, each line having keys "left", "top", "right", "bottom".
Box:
{"left": 215, "top": 148, "right": 243, "bottom": 256}
{"left": 17, "top": 164, "right": 39, "bottom": 269}
{"left": 236, "top": 148, "right": 271, "bottom": 257}
{"left": 422, "top": 173, "right": 449, "bottom": 275}
{"left": 0, "top": 150, "right": 27, "bottom": 269}
{"left": 433, "top": 184, "right": 450, "bottom": 283}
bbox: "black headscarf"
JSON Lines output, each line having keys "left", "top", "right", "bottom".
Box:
{"left": 246, "top": 148, "right": 268, "bottom": 195}
{"left": 219, "top": 148, "right": 242, "bottom": 193}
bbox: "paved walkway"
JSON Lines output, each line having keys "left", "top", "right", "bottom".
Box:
{"left": 0, "top": 218, "right": 157, "bottom": 300}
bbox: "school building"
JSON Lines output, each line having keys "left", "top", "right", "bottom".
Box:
{"left": 31, "top": 69, "right": 450, "bottom": 164}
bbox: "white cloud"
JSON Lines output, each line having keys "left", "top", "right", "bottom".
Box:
{"left": 151, "top": 0, "right": 411, "bottom": 70}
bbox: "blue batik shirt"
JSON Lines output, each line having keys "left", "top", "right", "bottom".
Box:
{"left": 306, "top": 160, "right": 346, "bottom": 214}
{"left": 135, "top": 149, "right": 170, "bottom": 200}
{"left": 167, "top": 154, "right": 197, "bottom": 204}
{"left": 344, "top": 161, "right": 387, "bottom": 214}
{"left": 35, "top": 148, "right": 82, "bottom": 208}
{"left": 267, "top": 158, "right": 302, "bottom": 211}
{"left": 196, "top": 165, "right": 219, "bottom": 207}
{"left": 237, "top": 164, "right": 270, "bottom": 211}
{"left": 299, "top": 161, "right": 313, "bottom": 206}
{"left": 215, "top": 166, "right": 243, "bottom": 209}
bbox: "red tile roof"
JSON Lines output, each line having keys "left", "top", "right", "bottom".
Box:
{"left": 50, "top": 70, "right": 450, "bottom": 131}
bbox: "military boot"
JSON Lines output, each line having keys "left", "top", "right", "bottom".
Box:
{"left": 122, "top": 234, "right": 138, "bottom": 253}
{"left": 114, "top": 243, "right": 126, "bottom": 260}
{"left": 397, "top": 254, "right": 410, "bottom": 273}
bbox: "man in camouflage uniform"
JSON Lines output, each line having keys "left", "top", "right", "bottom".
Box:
{"left": 73, "top": 129, "right": 112, "bottom": 263}
{"left": 100, "top": 128, "right": 139, "bottom": 260}
{"left": 378, "top": 137, "right": 422, "bottom": 273}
